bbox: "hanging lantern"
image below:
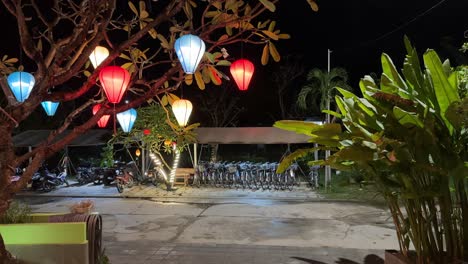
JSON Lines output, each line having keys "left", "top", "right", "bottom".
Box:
{"left": 135, "top": 149, "right": 141, "bottom": 157}
{"left": 7, "top": 71, "right": 35, "bottom": 102}
{"left": 41, "top": 101, "right": 60, "bottom": 116}
{"left": 99, "top": 66, "right": 130, "bottom": 104}
{"left": 89, "top": 46, "right": 109, "bottom": 69}
{"left": 230, "top": 59, "right": 254, "bottom": 91}
{"left": 116, "top": 108, "right": 137, "bottom": 133}
{"left": 172, "top": 99, "right": 192, "bottom": 127}
{"left": 174, "top": 34, "right": 206, "bottom": 74}
{"left": 143, "top": 129, "right": 151, "bottom": 135}
{"left": 92, "top": 104, "right": 111, "bottom": 128}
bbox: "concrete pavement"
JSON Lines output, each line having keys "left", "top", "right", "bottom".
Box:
{"left": 16, "top": 193, "right": 398, "bottom": 264}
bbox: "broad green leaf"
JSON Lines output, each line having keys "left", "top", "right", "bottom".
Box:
{"left": 277, "top": 148, "right": 319, "bottom": 173}
{"left": 205, "top": 52, "right": 215, "bottom": 63}
{"left": 202, "top": 67, "right": 211, "bottom": 83}
{"left": 337, "top": 87, "right": 357, "bottom": 99}
{"left": 269, "top": 42, "right": 280, "bottom": 62}
{"left": 381, "top": 53, "right": 407, "bottom": 90}
{"left": 393, "top": 107, "right": 423, "bottom": 128}
{"left": 423, "top": 49, "right": 459, "bottom": 133}
{"left": 259, "top": 0, "right": 276, "bottom": 12}
{"left": 261, "top": 44, "right": 269, "bottom": 65}
{"left": 161, "top": 95, "right": 168, "bottom": 106}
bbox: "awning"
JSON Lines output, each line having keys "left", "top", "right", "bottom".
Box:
{"left": 193, "top": 127, "right": 310, "bottom": 144}
{"left": 13, "top": 127, "right": 311, "bottom": 147}
{"left": 13, "top": 129, "right": 113, "bottom": 147}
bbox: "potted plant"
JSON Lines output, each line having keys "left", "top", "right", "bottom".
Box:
{"left": 274, "top": 37, "right": 467, "bottom": 263}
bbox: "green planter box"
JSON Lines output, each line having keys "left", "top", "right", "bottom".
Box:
{"left": 0, "top": 221, "right": 89, "bottom": 264}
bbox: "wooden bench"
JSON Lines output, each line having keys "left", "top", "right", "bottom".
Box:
{"left": 174, "top": 168, "right": 195, "bottom": 186}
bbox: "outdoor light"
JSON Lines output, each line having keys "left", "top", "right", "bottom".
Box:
{"left": 143, "top": 129, "right": 151, "bottom": 135}
{"left": 99, "top": 66, "right": 130, "bottom": 104}
{"left": 92, "top": 104, "right": 111, "bottom": 128}
{"left": 174, "top": 34, "right": 206, "bottom": 74}
{"left": 169, "top": 149, "right": 181, "bottom": 184}
{"left": 7, "top": 71, "right": 35, "bottom": 102}
{"left": 172, "top": 99, "right": 193, "bottom": 126}
{"left": 230, "top": 59, "right": 254, "bottom": 91}
{"left": 41, "top": 101, "right": 60, "bottom": 116}
{"left": 135, "top": 149, "right": 141, "bottom": 157}
{"left": 116, "top": 108, "right": 137, "bottom": 133}
{"left": 89, "top": 46, "right": 109, "bottom": 69}
{"left": 149, "top": 151, "right": 167, "bottom": 181}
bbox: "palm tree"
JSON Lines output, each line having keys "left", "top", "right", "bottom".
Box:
{"left": 296, "top": 67, "right": 352, "bottom": 188}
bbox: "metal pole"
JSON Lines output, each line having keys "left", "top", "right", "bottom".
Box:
{"left": 142, "top": 143, "right": 145, "bottom": 176}
{"left": 325, "top": 49, "right": 332, "bottom": 189}
{"left": 194, "top": 143, "right": 198, "bottom": 168}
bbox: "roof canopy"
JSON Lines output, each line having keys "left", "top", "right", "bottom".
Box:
{"left": 13, "top": 129, "right": 113, "bottom": 147}
{"left": 193, "top": 127, "right": 310, "bottom": 144}
{"left": 13, "top": 127, "right": 311, "bottom": 147}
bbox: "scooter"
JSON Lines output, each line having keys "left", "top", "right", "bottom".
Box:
{"left": 31, "top": 164, "right": 69, "bottom": 192}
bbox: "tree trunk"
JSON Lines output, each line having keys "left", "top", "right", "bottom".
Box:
{"left": 0, "top": 192, "right": 17, "bottom": 264}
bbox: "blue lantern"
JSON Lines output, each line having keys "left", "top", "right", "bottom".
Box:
{"left": 174, "top": 34, "right": 206, "bottom": 74}
{"left": 116, "top": 108, "right": 137, "bottom": 133}
{"left": 7, "top": 71, "right": 35, "bottom": 102}
{"left": 41, "top": 101, "right": 60, "bottom": 116}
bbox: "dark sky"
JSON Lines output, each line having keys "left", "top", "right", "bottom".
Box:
{"left": 1, "top": 0, "right": 467, "bottom": 127}
{"left": 224, "top": 0, "right": 468, "bottom": 126}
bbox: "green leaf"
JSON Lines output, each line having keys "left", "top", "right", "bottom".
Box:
{"left": 194, "top": 71, "right": 205, "bottom": 90}
{"left": 258, "top": 0, "right": 276, "bottom": 12}
{"left": 216, "top": 60, "right": 231, "bottom": 66}
{"left": 381, "top": 53, "right": 407, "bottom": 90}
{"left": 423, "top": 49, "right": 460, "bottom": 132}
{"left": 277, "top": 148, "right": 320, "bottom": 173}
{"left": 393, "top": 107, "right": 423, "bottom": 128}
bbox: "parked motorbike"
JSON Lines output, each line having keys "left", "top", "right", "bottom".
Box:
{"left": 92, "top": 167, "right": 117, "bottom": 186}
{"left": 75, "top": 166, "right": 95, "bottom": 185}
{"left": 31, "top": 164, "right": 69, "bottom": 192}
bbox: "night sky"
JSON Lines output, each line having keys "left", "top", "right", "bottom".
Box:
{"left": 1, "top": 0, "right": 467, "bottom": 128}
{"left": 221, "top": 0, "right": 468, "bottom": 126}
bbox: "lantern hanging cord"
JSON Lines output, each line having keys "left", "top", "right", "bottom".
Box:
{"left": 113, "top": 104, "right": 117, "bottom": 135}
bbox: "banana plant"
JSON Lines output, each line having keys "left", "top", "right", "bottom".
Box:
{"left": 274, "top": 36, "right": 468, "bottom": 262}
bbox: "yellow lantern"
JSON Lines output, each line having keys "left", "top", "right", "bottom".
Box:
{"left": 171, "top": 99, "right": 193, "bottom": 127}
{"left": 89, "top": 46, "right": 109, "bottom": 68}
{"left": 135, "top": 149, "right": 141, "bottom": 157}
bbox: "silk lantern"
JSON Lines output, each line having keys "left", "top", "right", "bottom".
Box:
{"left": 174, "top": 34, "right": 206, "bottom": 74}
{"left": 99, "top": 66, "right": 130, "bottom": 104}
{"left": 92, "top": 104, "right": 111, "bottom": 128}
{"left": 89, "top": 46, "right": 109, "bottom": 68}
{"left": 41, "top": 101, "right": 60, "bottom": 116}
{"left": 230, "top": 59, "right": 254, "bottom": 91}
{"left": 172, "top": 99, "right": 192, "bottom": 127}
{"left": 116, "top": 108, "right": 137, "bottom": 133}
{"left": 7, "top": 71, "right": 35, "bottom": 102}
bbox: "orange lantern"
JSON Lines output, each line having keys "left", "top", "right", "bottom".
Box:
{"left": 99, "top": 66, "right": 130, "bottom": 104}
{"left": 92, "top": 104, "right": 111, "bottom": 128}
{"left": 230, "top": 59, "right": 254, "bottom": 91}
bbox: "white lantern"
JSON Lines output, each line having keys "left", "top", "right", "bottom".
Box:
{"left": 174, "top": 34, "right": 206, "bottom": 74}
{"left": 172, "top": 99, "right": 193, "bottom": 127}
{"left": 89, "top": 46, "right": 109, "bottom": 68}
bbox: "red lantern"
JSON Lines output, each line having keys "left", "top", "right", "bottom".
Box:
{"left": 230, "top": 59, "right": 254, "bottom": 91}
{"left": 99, "top": 66, "right": 130, "bottom": 104}
{"left": 92, "top": 104, "right": 111, "bottom": 128}
{"left": 143, "top": 129, "right": 151, "bottom": 135}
